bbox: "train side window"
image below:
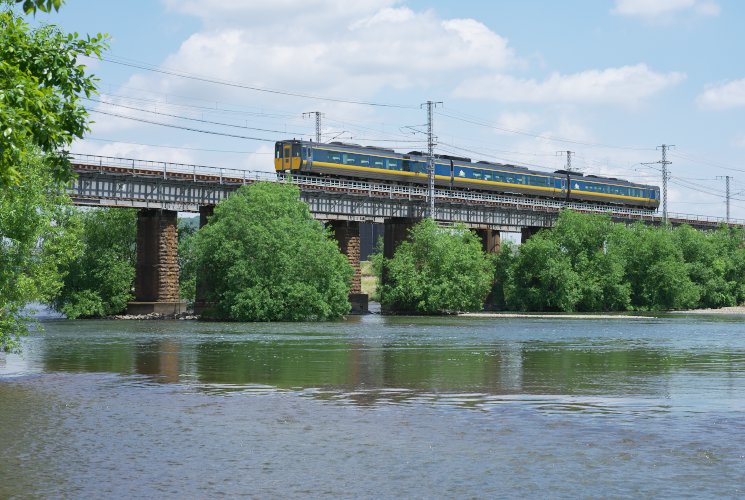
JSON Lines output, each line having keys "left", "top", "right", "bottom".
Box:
{"left": 386, "top": 159, "right": 400, "bottom": 170}
{"left": 275, "top": 143, "right": 282, "bottom": 159}
{"left": 372, "top": 157, "right": 384, "bottom": 168}
{"left": 313, "top": 149, "right": 327, "bottom": 162}
{"left": 359, "top": 156, "right": 370, "bottom": 166}
{"left": 483, "top": 171, "right": 492, "bottom": 181}
{"left": 473, "top": 170, "right": 482, "bottom": 179}
{"left": 342, "top": 153, "right": 356, "bottom": 165}
{"left": 329, "top": 152, "right": 342, "bottom": 163}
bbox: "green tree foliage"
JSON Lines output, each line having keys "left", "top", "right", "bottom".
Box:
{"left": 0, "top": 4, "right": 107, "bottom": 186}
{"left": 193, "top": 183, "right": 353, "bottom": 321}
{"left": 378, "top": 219, "right": 494, "bottom": 313}
{"left": 52, "top": 208, "right": 137, "bottom": 318}
{"left": 490, "top": 211, "right": 745, "bottom": 313}
{"left": 0, "top": 149, "right": 80, "bottom": 351}
{"left": 177, "top": 216, "right": 199, "bottom": 306}
{"left": 618, "top": 223, "right": 699, "bottom": 310}
{"left": 15, "top": 0, "right": 62, "bottom": 14}
{"left": 504, "top": 231, "right": 582, "bottom": 312}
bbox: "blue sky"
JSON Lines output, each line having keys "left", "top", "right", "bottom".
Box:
{"left": 30, "top": 0, "right": 745, "bottom": 219}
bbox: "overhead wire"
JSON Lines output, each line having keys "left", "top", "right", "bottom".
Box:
{"left": 88, "top": 97, "right": 310, "bottom": 136}
{"left": 90, "top": 109, "right": 277, "bottom": 142}
{"left": 84, "top": 137, "right": 273, "bottom": 154}
{"left": 435, "top": 109, "right": 656, "bottom": 151}
{"left": 98, "top": 55, "right": 419, "bottom": 110}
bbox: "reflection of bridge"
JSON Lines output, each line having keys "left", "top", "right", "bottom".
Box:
{"left": 69, "top": 154, "right": 743, "bottom": 314}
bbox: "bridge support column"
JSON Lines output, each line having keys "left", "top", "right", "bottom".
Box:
{"left": 476, "top": 228, "right": 501, "bottom": 254}
{"left": 521, "top": 226, "right": 541, "bottom": 243}
{"left": 329, "top": 221, "right": 367, "bottom": 314}
{"left": 127, "top": 209, "right": 186, "bottom": 315}
{"left": 194, "top": 205, "right": 215, "bottom": 316}
{"left": 382, "top": 217, "right": 419, "bottom": 284}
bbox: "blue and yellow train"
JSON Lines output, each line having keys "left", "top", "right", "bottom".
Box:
{"left": 274, "top": 139, "right": 660, "bottom": 210}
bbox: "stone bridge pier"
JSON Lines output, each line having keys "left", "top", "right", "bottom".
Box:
{"left": 476, "top": 228, "right": 501, "bottom": 254}
{"left": 127, "top": 208, "right": 187, "bottom": 315}
{"left": 329, "top": 220, "right": 368, "bottom": 314}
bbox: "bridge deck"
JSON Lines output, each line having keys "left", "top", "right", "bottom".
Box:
{"left": 69, "top": 154, "right": 742, "bottom": 230}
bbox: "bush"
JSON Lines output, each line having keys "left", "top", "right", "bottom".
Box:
{"left": 378, "top": 219, "right": 494, "bottom": 313}
{"left": 52, "top": 208, "right": 137, "bottom": 318}
{"left": 193, "top": 182, "right": 352, "bottom": 321}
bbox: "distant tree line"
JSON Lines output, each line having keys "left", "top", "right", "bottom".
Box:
{"left": 375, "top": 210, "right": 745, "bottom": 314}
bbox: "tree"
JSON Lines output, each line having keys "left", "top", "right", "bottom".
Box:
{"left": 548, "top": 211, "right": 630, "bottom": 311}
{"left": 193, "top": 182, "right": 353, "bottom": 321}
{"left": 618, "top": 223, "right": 699, "bottom": 310}
{"left": 0, "top": 3, "right": 107, "bottom": 187}
{"left": 378, "top": 219, "right": 494, "bottom": 313}
{"left": 504, "top": 231, "right": 581, "bottom": 312}
{"left": 0, "top": 149, "right": 80, "bottom": 351}
{"left": 52, "top": 208, "right": 137, "bottom": 318}
{"left": 178, "top": 216, "right": 199, "bottom": 307}
{"left": 672, "top": 224, "right": 735, "bottom": 309}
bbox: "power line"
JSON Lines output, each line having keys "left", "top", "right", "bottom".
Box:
{"left": 98, "top": 56, "right": 419, "bottom": 109}
{"left": 88, "top": 97, "right": 308, "bottom": 135}
{"left": 435, "top": 109, "right": 656, "bottom": 151}
{"left": 90, "top": 109, "right": 277, "bottom": 142}
{"left": 84, "top": 137, "right": 273, "bottom": 154}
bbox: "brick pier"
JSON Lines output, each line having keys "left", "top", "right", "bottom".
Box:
{"left": 127, "top": 209, "right": 186, "bottom": 315}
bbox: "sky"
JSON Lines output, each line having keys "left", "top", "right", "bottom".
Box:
{"left": 28, "top": 0, "right": 745, "bottom": 220}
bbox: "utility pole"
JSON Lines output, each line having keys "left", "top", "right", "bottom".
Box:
{"left": 658, "top": 144, "right": 674, "bottom": 226}
{"left": 717, "top": 175, "right": 732, "bottom": 223}
{"left": 422, "top": 100, "right": 442, "bottom": 220}
{"left": 303, "top": 111, "right": 324, "bottom": 142}
{"left": 557, "top": 150, "right": 574, "bottom": 172}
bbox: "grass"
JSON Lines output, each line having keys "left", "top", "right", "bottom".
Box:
{"left": 360, "top": 261, "right": 378, "bottom": 298}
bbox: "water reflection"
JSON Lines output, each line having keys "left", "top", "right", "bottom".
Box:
{"left": 30, "top": 317, "right": 745, "bottom": 407}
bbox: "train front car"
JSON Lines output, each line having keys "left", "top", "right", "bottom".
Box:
{"left": 274, "top": 140, "right": 304, "bottom": 172}
{"left": 564, "top": 171, "right": 660, "bottom": 209}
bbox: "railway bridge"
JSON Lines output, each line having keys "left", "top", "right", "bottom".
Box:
{"left": 69, "top": 154, "right": 742, "bottom": 314}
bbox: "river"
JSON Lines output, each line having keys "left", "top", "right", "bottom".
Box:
{"left": 1, "top": 314, "right": 744, "bottom": 498}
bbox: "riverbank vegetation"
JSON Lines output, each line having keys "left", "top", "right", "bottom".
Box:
{"left": 374, "top": 211, "right": 745, "bottom": 314}
{"left": 495, "top": 212, "right": 745, "bottom": 312}
{"left": 376, "top": 219, "right": 493, "bottom": 314}
{"left": 0, "top": 151, "right": 80, "bottom": 350}
{"left": 0, "top": 2, "right": 107, "bottom": 349}
{"left": 51, "top": 209, "right": 137, "bottom": 318}
{"left": 193, "top": 182, "right": 353, "bottom": 321}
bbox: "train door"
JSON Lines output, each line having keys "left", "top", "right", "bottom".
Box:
{"left": 283, "top": 144, "right": 292, "bottom": 171}
{"left": 449, "top": 160, "right": 454, "bottom": 189}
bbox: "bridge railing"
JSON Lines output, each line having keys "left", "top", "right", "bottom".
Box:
{"left": 70, "top": 153, "right": 744, "bottom": 227}
{"left": 70, "top": 153, "right": 278, "bottom": 184}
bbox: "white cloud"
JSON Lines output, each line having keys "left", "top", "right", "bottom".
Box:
{"left": 611, "top": 0, "right": 720, "bottom": 20}
{"left": 494, "top": 112, "right": 539, "bottom": 134}
{"left": 454, "top": 64, "right": 685, "bottom": 105}
{"left": 697, "top": 79, "right": 745, "bottom": 110}
{"left": 732, "top": 134, "right": 745, "bottom": 149}
{"left": 146, "top": 1, "right": 518, "bottom": 104}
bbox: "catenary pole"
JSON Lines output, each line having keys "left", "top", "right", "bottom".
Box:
{"left": 422, "top": 101, "right": 442, "bottom": 220}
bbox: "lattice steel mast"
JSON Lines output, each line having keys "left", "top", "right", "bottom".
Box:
{"left": 422, "top": 100, "right": 442, "bottom": 219}
{"left": 303, "top": 111, "right": 324, "bottom": 142}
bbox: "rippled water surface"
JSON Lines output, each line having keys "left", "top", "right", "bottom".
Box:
{"left": 2, "top": 314, "right": 745, "bottom": 498}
